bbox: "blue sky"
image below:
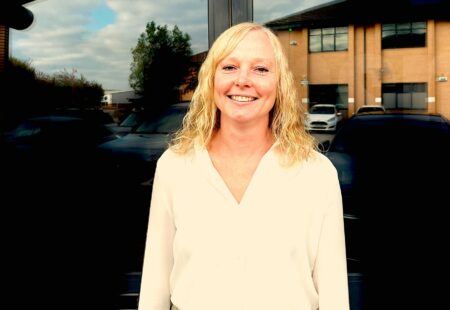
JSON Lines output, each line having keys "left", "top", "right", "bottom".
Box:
{"left": 89, "top": 3, "right": 116, "bottom": 31}
{"left": 12, "top": 0, "right": 328, "bottom": 91}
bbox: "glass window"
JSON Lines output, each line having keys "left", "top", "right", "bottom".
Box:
{"left": 382, "top": 22, "right": 426, "bottom": 49}
{"left": 309, "top": 84, "right": 348, "bottom": 110}
{"left": 309, "top": 27, "right": 348, "bottom": 52}
{"left": 309, "top": 35, "right": 321, "bottom": 52}
{"left": 382, "top": 83, "right": 427, "bottom": 110}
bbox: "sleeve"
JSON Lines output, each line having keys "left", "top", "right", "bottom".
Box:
{"left": 312, "top": 167, "right": 350, "bottom": 310}
{"left": 138, "top": 160, "right": 175, "bottom": 310}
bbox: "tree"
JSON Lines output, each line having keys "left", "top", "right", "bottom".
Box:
{"left": 129, "top": 21, "right": 192, "bottom": 113}
{"left": 1, "top": 57, "right": 104, "bottom": 131}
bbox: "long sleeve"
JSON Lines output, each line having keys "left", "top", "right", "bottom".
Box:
{"left": 138, "top": 163, "right": 175, "bottom": 310}
{"left": 312, "top": 169, "right": 350, "bottom": 310}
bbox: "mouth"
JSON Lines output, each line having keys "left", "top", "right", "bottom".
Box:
{"left": 228, "top": 95, "right": 257, "bottom": 103}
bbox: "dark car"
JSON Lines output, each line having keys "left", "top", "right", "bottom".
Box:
{"left": 3, "top": 114, "right": 117, "bottom": 164}
{"left": 354, "top": 105, "right": 386, "bottom": 114}
{"left": 53, "top": 108, "right": 126, "bottom": 136}
{"left": 96, "top": 102, "right": 189, "bottom": 304}
{"left": 2, "top": 114, "right": 118, "bottom": 204}
{"left": 109, "top": 109, "right": 154, "bottom": 137}
{"left": 323, "top": 112, "right": 450, "bottom": 309}
{"left": 98, "top": 102, "right": 189, "bottom": 186}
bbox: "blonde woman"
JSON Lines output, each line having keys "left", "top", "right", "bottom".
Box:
{"left": 138, "top": 22, "right": 349, "bottom": 310}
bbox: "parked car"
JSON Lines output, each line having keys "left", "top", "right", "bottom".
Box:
{"left": 110, "top": 109, "right": 152, "bottom": 137}
{"left": 97, "top": 102, "right": 189, "bottom": 186}
{"left": 305, "top": 103, "right": 342, "bottom": 132}
{"left": 354, "top": 104, "right": 386, "bottom": 114}
{"left": 54, "top": 107, "right": 117, "bottom": 127}
{"left": 2, "top": 114, "right": 118, "bottom": 165}
{"left": 2, "top": 114, "right": 118, "bottom": 202}
{"left": 96, "top": 102, "right": 189, "bottom": 303}
{"left": 322, "top": 111, "right": 450, "bottom": 309}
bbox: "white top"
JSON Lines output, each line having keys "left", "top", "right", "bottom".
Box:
{"left": 138, "top": 146, "right": 349, "bottom": 310}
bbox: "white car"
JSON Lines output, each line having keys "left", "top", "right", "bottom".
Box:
{"left": 305, "top": 104, "right": 342, "bottom": 132}
{"left": 354, "top": 105, "right": 386, "bottom": 114}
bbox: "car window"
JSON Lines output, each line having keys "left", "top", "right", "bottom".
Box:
{"left": 120, "top": 112, "right": 143, "bottom": 127}
{"left": 309, "top": 106, "right": 336, "bottom": 114}
{"left": 135, "top": 106, "right": 186, "bottom": 134}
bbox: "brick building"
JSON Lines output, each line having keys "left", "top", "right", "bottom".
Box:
{"left": 265, "top": 0, "right": 450, "bottom": 118}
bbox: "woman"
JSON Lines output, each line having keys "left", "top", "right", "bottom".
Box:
{"left": 138, "top": 22, "right": 349, "bottom": 310}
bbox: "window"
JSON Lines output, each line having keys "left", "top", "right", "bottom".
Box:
{"left": 382, "top": 22, "right": 426, "bottom": 49}
{"left": 309, "top": 84, "right": 348, "bottom": 110}
{"left": 309, "top": 27, "right": 348, "bottom": 52}
{"left": 382, "top": 83, "right": 427, "bottom": 110}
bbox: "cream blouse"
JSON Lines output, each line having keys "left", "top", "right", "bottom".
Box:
{"left": 138, "top": 146, "right": 349, "bottom": 310}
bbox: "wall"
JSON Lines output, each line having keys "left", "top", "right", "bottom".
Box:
{"left": 273, "top": 20, "right": 450, "bottom": 119}
{"left": 436, "top": 21, "right": 450, "bottom": 117}
{"left": 0, "top": 25, "right": 8, "bottom": 72}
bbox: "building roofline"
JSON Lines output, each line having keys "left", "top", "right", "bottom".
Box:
{"left": 265, "top": 0, "right": 450, "bottom": 30}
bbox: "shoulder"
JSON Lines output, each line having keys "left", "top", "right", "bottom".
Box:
{"left": 284, "top": 149, "right": 337, "bottom": 176}
{"left": 157, "top": 148, "right": 189, "bottom": 170}
{"left": 304, "top": 150, "right": 337, "bottom": 175}
{"left": 157, "top": 147, "right": 183, "bottom": 165}
{"left": 286, "top": 150, "right": 339, "bottom": 188}
{"left": 155, "top": 147, "right": 199, "bottom": 178}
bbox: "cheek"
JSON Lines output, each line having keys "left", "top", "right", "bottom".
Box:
{"left": 213, "top": 77, "right": 226, "bottom": 110}
{"left": 259, "top": 80, "right": 277, "bottom": 99}
{"left": 214, "top": 73, "right": 232, "bottom": 94}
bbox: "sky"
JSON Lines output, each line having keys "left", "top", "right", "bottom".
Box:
{"left": 12, "top": 0, "right": 329, "bottom": 91}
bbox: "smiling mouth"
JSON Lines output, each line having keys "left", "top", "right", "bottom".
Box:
{"left": 228, "top": 95, "right": 257, "bottom": 102}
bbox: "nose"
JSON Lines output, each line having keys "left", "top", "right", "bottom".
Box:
{"left": 235, "top": 68, "right": 252, "bottom": 87}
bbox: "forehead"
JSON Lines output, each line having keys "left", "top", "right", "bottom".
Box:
{"left": 223, "top": 30, "right": 275, "bottom": 63}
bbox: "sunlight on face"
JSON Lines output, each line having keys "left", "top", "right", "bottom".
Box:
{"left": 214, "top": 29, "right": 277, "bottom": 127}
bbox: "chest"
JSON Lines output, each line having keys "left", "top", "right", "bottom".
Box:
{"left": 210, "top": 156, "right": 261, "bottom": 204}
{"left": 170, "top": 168, "right": 323, "bottom": 255}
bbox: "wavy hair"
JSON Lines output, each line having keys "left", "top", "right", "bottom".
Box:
{"left": 170, "top": 22, "right": 315, "bottom": 165}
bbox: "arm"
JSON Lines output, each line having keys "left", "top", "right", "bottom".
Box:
{"left": 313, "top": 170, "right": 350, "bottom": 310}
{"left": 138, "top": 164, "right": 175, "bottom": 310}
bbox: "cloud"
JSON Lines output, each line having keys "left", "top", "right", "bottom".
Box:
{"left": 255, "top": 0, "right": 322, "bottom": 23}
{"left": 11, "top": 0, "right": 327, "bottom": 91}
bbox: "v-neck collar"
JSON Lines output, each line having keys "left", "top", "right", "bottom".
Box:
{"left": 197, "top": 144, "right": 275, "bottom": 207}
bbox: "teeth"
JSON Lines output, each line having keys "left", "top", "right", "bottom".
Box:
{"left": 230, "top": 95, "right": 255, "bottom": 102}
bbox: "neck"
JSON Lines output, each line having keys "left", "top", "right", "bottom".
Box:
{"left": 211, "top": 119, "right": 274, "bottom": 156}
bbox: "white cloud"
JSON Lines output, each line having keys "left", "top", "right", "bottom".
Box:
{"left": 12, "top": 0, "right": 327, "bottom": 91}
{"left": 255, "top": 0, "right": 320, "bottom": 23}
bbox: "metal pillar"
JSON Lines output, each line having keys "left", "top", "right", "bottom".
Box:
{"left": 208, "top": 0, "right": 253, "bottom": 48}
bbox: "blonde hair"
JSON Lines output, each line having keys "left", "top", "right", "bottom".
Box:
{"left": 170, "top": 22, "right": 315, "bottom": 165}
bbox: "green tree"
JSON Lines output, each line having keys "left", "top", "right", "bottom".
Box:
{"left": 129, "top": 21, "right": 192, "bottom": 113}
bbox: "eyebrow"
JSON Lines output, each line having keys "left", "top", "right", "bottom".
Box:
{"left": 222, "top": 56, "right": 274, "bottom": 65}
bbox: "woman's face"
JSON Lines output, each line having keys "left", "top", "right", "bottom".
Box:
{"left": 213, "top": 29, "right": 277, "bottom": 127}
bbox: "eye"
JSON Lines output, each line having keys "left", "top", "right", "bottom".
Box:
{"left": 254, "top": 66, "right": 269, "bottom": 74}
{"left": 222, "top": 65, "right": 236, "bottom": 71}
